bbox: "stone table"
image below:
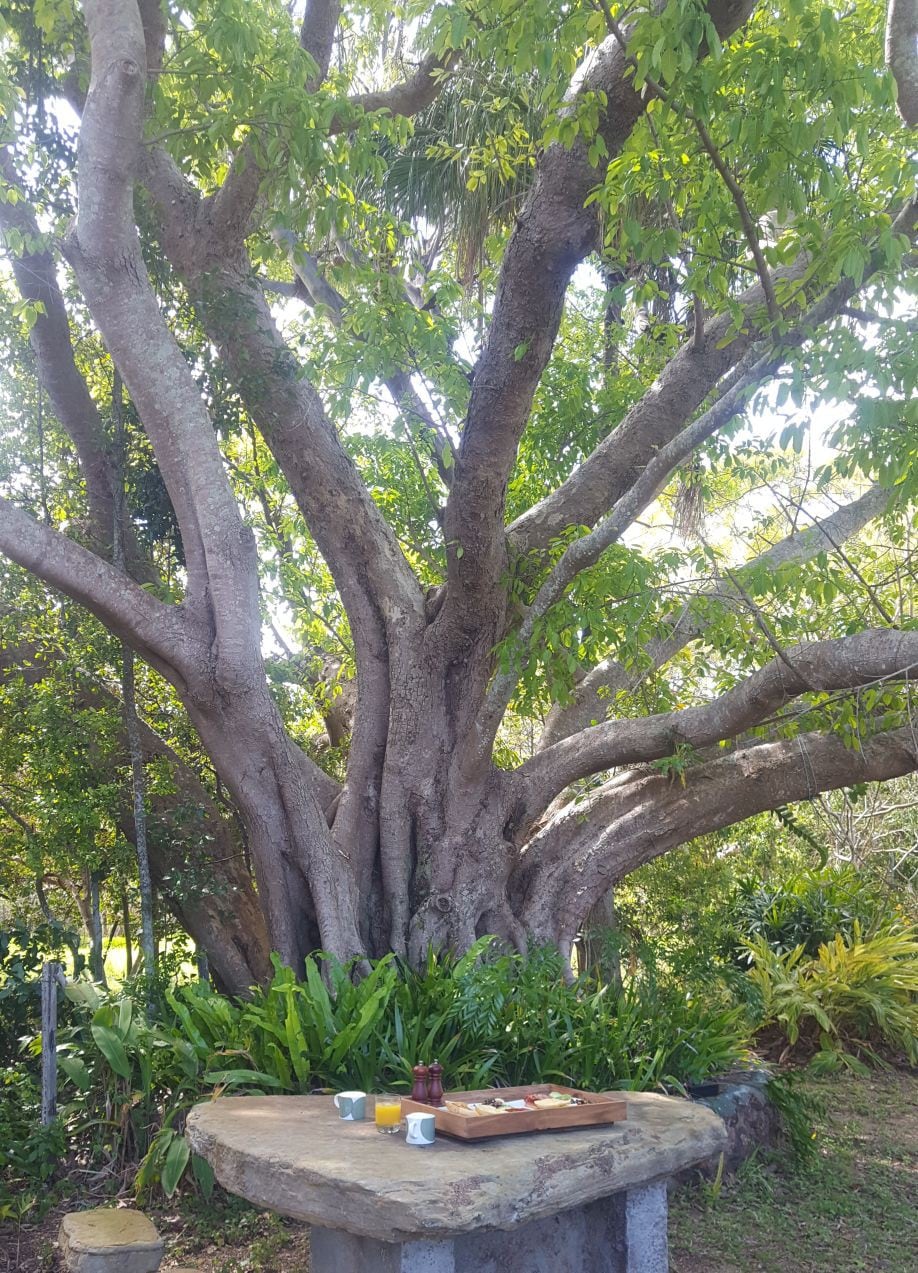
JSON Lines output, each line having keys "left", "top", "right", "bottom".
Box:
{"left": 187, "top": 1092, "right": 725, "bottom": 1273}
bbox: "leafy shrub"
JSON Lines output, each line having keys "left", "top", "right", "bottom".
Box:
{"left": 0, "top": 1065, "right": 67, "bottom": 1219}
{"left": 765, "top": 1072, "right": 825, "bottom": 1165}
{"left": 725, "top": 868, "right": 896, "bottom": 964}
{"left": 742, "top": 923, "right": 918, "bottom": 1070}
{"left": 58, "top": 979, "right": 266, "bottom": 1200}
{"left": 0, "top": 921, "right": 84, "bottom": 1064}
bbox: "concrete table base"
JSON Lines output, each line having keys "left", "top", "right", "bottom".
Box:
{"left": 310, "top": 1181, "right": 668, "bottom": 1273}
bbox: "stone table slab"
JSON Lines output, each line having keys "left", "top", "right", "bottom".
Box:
{"left": 186, "top": 1092, "right": 725, "bottom": 1245}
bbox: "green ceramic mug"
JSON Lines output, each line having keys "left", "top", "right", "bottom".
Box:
{"left": 334, "top": 1090, "right": 367, "bottom": 1121}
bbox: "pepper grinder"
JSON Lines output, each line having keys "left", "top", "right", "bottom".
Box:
{"left": 427, "top": 1060, "right": 444, "bottom": 1108}
{"left": 411, "top": 1064, "right": 430, "bottom": 1105}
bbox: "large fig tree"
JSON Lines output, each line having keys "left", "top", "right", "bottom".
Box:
{"left": 0, "top": 0, "right": 916, "bottom": 989}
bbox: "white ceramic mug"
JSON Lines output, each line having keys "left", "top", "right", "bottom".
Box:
{"left": 334, "top": 1090, "right": 367, "bottom": 1121}
{"left": 405, "top": 1111, "right": 436, "bottom": 1146}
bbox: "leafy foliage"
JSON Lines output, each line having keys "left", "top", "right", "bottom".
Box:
{"left": 765, "top": 1071, "right": 825, "bottom": 1165}
{"left": 724, "top": 867, "right": 897, "bottom": 963}
{"left": 742, "top": 923, "right": 918, "bottom": 1069}
{"left": 0, "top": 920, "right": 83, "bottom": 1064}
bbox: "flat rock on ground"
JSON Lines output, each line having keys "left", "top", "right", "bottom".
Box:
{"left": 58, "top": 1208, "right": 163, "bottom": 1273}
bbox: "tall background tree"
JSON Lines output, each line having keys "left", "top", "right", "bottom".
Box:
{"left": 0, "top": 0, "right": 915, "bottom": 988}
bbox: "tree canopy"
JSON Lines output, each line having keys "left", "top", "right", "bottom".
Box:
{"left": 0, "top": 0, "right": 916, "bottom": 989}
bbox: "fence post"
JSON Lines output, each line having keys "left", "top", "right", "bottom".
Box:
{"left": 41, "top": 959, "right": 61, "bottom": 1126}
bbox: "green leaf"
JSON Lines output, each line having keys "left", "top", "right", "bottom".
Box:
{"left": 91, "top": 1022, "right": 132, "bottom": 1080}
{"left": 161, "top": 1133, "right": 191, "bottom": 1198}
{"left": 192, "top": 1153, "right": 215, "bottom": 1200}
{"left": 203, "top": 1068, "right": 285, "bottom": 1089}
{"left": 59, "top": 1055, "right": 92, "bottom": 1091}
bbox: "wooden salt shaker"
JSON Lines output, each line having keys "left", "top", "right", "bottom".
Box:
{"left": 411, "top": 1064, "right": 430, "bottom": 1104}
{"left": 427, "top": 1060, "right": 444, "bottom": 1107}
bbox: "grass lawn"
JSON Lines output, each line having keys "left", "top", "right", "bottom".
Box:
{"left": 671, "top": 1069, "right": 918, "bottom": 1273}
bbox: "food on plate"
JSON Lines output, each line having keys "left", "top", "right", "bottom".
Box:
{"left": 442, "top": 1089, "right": 589, "bottom": 1118}
{"left": 528, "top": 1091, "right": 588, "bottom": 1109}
{"left": 445, "top": 1100, "right": 475, "bottom": 1116}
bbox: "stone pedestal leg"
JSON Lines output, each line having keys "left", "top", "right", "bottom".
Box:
{"left": 623, "top": 1182, "right": 669, "bottom": 1272}
{"left": 309, "top": 1228, "right": 456, "bottom": 1272}
{"left": 309, "top": 1180, "right": 669, "bottom": 1273}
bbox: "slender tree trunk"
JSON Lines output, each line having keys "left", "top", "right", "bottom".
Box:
{"left": 121, "top": 887, "right": 133, "bottom": 978}
{"left": 35, "top": 876, "right": 54, "bottom": 923}
{"left": 122, "top": 643, "right": 156, "bottom": 1007}
{"left": 110, "top": 370, "right": 156, "bottom": 1007}
{"left": 87, "top": 868, "right": 107, "bottom": 986}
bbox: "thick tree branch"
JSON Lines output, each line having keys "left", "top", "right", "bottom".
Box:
{"left": 71, "top": 0, "right": 266, "bottom": 670}
{"left": 441, "top": 0, "right": 758, "bottom": 617}
{"left": 141, "top": 156, "right": 414, "bottom": 934}
{"left": 508, "top": 197, "right": 918, "bottom": 560}
{"left": 540, "top": 484, "right": 893, "bottom": 746}
{"left": 478, "top": 346, "right": 773, "bottom": 752}
{"left": 69, "top": 4, "right": 348, "bottom": 840}
{"left": 502, "top": 279, "right": 778, "bottom": 559}
{"left": 0, "top": 150, "right": 142, "bottom": 569}
{"left": 886, "top": 0, "right": 918, "bottom": 126}
{"left": 333, "top": 50, "right": 455, "bottom": 130}
{"left": 517, "top": 723, "right": 918, "bottom": 943}
{"left": 0, "top": 497, "right": 186, "bottom": 670}
{"left": 142, "top": 146, "right": 424, "bottom": 635}
{"left": 299, "top": 0, "right": 340, "bottom": 88}
{"left": 516, "top": 627, "right": 918, "bottom": 818}
{"left": 138, "top": 0, "right": 165, "bottom": 72}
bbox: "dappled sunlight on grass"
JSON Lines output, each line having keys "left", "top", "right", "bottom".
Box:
{"left": 671, "top": 1070, "right": 918, "bottom": 1273}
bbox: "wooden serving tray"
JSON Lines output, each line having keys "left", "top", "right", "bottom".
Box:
{"left": 401, "top": 1084, "right": 627, "bottom": 1141}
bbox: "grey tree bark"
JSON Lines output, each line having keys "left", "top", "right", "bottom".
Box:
{"left": 0, "top": 0, "right": 915, "bottom": 977}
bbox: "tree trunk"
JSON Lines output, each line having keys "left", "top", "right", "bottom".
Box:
{"left": 121, "top": 887, "right": 133, "bottom": 978}
{"left": 121, "top": 642, "right": 156, "bottom": 1009}
{"left": 578, "top": 891, "right": 621, "bottom": 987}
{"left": 87, "top": 869, "right": 107, "bottom": 986}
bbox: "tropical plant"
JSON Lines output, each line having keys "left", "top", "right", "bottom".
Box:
{"left": 0, "top": 1064, "right": 66, "bottom": 1218}
{"left": 742, "top": 923, "right": 918, "bottom": 1069}
{"left": 58, "top": 979, "right": 270, "bottom": 1199}
{"left": 765, "top": 1071, "right": 825, "bottom": 1164}
{"left": 43, "top": 942, "right": 748, "bottom": 1201}
{"left": 726, "top": 867, "right": 896, "bottom": 963}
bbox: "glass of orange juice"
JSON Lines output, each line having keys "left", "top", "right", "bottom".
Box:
{"left": 374, "top": 1094, "right": 402, "bottom": 1134}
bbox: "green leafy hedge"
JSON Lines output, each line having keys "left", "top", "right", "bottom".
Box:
{"left": 725, "top": 867, "right": 897, "bottom": 963}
